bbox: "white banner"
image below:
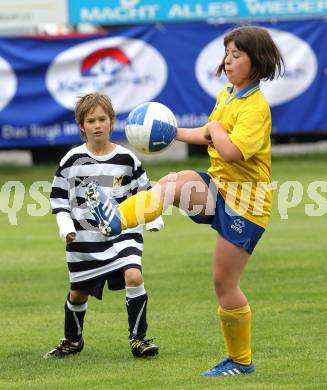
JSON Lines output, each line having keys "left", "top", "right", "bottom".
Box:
{"left": 0, "top": 0, "right": 67, "bottom": 28}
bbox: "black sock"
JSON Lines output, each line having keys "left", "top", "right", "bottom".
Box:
{"left": 126, "top": 293, "right": 148, "bottom": 340}
{"left": 64, "top": 296, "right": 87, "bottom": 342}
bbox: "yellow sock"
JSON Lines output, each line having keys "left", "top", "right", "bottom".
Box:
{"left": 119, "top": 190, "right": 163, "bottom": 229}
{"left": 218, "top": 304, "right": 252, "bottom": 365}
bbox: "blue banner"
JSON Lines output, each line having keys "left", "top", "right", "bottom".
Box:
{"left": 69, "top": 0, "right": 327, "bottom": 25}
{"left": 0, "top": 19, "right": 326, "bottom": 148}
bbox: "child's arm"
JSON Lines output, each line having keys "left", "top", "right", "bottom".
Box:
{"left": 176, "top": 126, "right": 212, "bottom": 145}
{"left": 56, "top": 212, "right": 76, "bottom": 242}
{"left": 205, "top": 120, "right": 243, "bottom": 162}
{"left": 50, "top": 163, "right": 77, "bottom": 242}
{"left": 146, "top": 216, "right": 164, "bottom": 232}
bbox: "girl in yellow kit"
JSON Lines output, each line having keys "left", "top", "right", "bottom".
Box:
{"left": 85, "top": 26, "right": 284, "bottom": 376}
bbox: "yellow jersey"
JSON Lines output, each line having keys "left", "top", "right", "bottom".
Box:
{"left": 207, "top": 82, "right": 272, "bottom": 228}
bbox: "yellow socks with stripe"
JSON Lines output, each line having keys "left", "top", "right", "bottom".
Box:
{"left": 218, "top": 304, "right": 252, "bottom": 365}
{"left": 119, "top": 190, "right": 163, "bottom": 229}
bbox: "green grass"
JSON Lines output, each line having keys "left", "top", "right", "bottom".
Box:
{"left": 0, "top": 155, "right": 327, "bottom": 389}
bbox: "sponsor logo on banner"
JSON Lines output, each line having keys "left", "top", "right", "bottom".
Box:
{"left": 0, "top": 57, "right": 17, "bottom": 111}
{"left": 46, "top": 37, "right": 167, "bottom": 114}
{"left": 195, "top": 28, "right": 317, "bottom": 106}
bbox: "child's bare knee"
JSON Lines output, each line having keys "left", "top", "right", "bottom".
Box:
{"left": 69, "top": 290, "right": 88, "bottom": 303}
{"left": 124, "top": 268, "right": 143, "bottom": 287}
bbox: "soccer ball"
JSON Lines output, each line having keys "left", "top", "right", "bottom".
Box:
{"left": 125, "top": 102, "right": 177, "bottom": 154}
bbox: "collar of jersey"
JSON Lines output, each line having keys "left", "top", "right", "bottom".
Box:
{"left": 226, "top": 81, "right": 260, "bottom": 104}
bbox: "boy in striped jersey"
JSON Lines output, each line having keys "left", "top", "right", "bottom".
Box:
{"left": 45, "top": 93, "right": 163, "bottom": 359}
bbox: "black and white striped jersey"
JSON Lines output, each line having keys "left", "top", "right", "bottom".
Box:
{"left": 50, "top": 143, "right": 155, "bottom": 284}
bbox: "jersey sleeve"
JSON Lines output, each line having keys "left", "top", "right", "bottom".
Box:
{"left": 132, "top": 156, "right": 151, "bottom": 191}
{"left": 145, "top": 215, "right": 164, "bottom": 231}
{"left": 229, "top": 103, "right": 267, "bottom": 161}
{"left": 50, "top": 164, "right": 71, "bottom": 214}
{"left": 56, "top": 211, "right": 76, "bottom": 241}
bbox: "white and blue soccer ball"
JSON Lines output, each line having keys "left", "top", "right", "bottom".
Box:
{"left": 125, "top": 102, "right": 177, "bottom": 154}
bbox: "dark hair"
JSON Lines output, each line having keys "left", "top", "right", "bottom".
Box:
{"left": 217, "top": 26, "right": 284, "bottom": 81}
{"left": 75, "top": 93, "right": 116, "bottom": 140}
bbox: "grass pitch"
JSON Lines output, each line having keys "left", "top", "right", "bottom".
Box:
{"left": 0, "top": 155, "right": 326, "bottom": 389}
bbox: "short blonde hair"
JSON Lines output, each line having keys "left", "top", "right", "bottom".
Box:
{"left": 75, "top": 93, "right": 116, "bottom": 140}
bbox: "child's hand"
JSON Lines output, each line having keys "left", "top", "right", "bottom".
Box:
{"left": 66, "top": 232, "right": 76, "bottom": 242}
{"left": 204, "top": 125, "right": 214, "bottom": 146}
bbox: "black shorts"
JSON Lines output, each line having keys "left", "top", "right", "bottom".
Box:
{"left": 70, "top": 264, "right": 141, "bottom": 300}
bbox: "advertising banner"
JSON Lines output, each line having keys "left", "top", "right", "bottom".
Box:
{"left": 0, "top": 19, "right": 326, "bottom": 148}
{"left": 69, "top": 0, "right": 327, "bottom": 25}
